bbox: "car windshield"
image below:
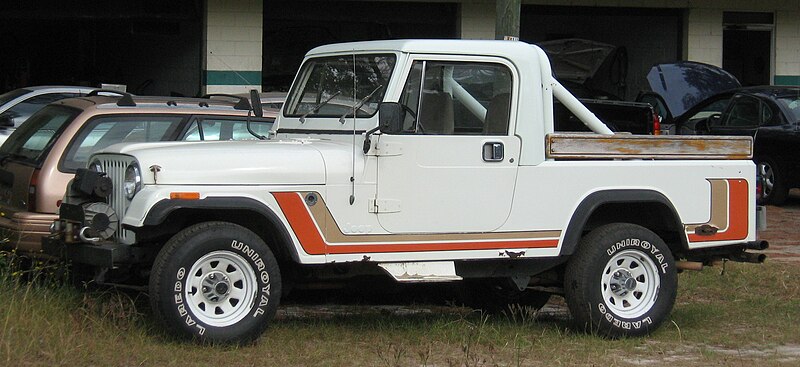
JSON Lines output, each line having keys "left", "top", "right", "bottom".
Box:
{"left": 777, "top": 95, "right": 800, "bottom": 122}
{"left": 0, "top": 105, "right": 79, "bottom": 165}
{"left": 0, "top": 88, "right": 30, "bottom": 107}
{"left": 284, "top": 54, "right": 395, "bottom": 119}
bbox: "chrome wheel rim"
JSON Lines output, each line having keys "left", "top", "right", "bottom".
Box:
{"left": 601, "top": 249, "right": 660, "bottom": 319}
{"left": 758, "top": 161, "right": 775, "bottom": 198}
{"left": 186, "top": 250, "right": 257, "bottom": 327}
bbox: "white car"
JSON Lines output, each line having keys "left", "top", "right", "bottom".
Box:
{"left": 0, "top": 86, "right": 97, "bottom": 145}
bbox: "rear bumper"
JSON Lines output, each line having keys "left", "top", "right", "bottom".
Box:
{"left": 0, "top": 212, "right": 57, "bottom": 253}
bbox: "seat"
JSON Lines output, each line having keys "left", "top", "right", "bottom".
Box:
{"left": 417, "top": 90, "right": 454, "bottom": 134}
{"left": 483, "top": 93, "right": 511, "bottom": 135}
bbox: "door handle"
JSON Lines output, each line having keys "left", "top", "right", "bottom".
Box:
{"left": 482, "top": 142, "right": 504, "bottom": 162}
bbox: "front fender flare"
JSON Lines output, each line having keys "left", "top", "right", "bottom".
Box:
{"left": 139, "top": 197, "right": 299, "bottom": 262}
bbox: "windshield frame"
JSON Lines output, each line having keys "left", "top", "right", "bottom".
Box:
{"left": 283, "top": 53, "right": 396, "bottom": 120}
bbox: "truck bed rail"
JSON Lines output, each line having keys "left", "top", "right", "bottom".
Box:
{"left": 546, "top": 133, "right": 753, "bottom": 160}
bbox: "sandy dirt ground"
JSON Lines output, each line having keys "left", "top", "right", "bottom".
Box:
{"left": 758, "top": 189, "right": 800, "bottom": 262}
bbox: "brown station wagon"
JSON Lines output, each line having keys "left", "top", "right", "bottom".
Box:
{"left": 0, "top": 92, "right": 275, "bottom": 253}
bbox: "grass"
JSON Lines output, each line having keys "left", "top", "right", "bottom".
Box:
{"left": 2, "top": 251, "right": 799, "bottom": 366}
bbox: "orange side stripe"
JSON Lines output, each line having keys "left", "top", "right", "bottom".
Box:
{"left": 687, "top": 179, "right": 749, "bottom": 242}
{"left": 273, "top": 192, "right": 559, "bottom": 255}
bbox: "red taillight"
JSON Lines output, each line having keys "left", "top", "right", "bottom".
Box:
{"left": 28, "top": 169, "right": 40, "bottom": 212}
{"left": 653, "top": 113, "right": 661, "bottom": 135}
{"left": 756, "top": 175, "right": 764, "bottom": 200}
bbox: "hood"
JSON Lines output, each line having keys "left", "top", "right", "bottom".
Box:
{"left": 97, "top": 139, "right": 335, "bottom": 185}
{"left": 539, "top": 38, "right": 616, "bottom": 83}
{"left": 647, "top": 61, "right": 741, "bottom": 118}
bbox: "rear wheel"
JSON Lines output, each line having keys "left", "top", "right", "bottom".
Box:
{"left": 149, "top": 222, "right": 281, "bottom": 344}
{"left": 564, "top": 223, "right": 676, "bottom": 338}
{"left": 757, "top": 156, "right": 788, "bottom": 205}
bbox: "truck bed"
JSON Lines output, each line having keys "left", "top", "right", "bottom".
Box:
{"left": 546, "top": 133, "right": 753, "bottom": 160}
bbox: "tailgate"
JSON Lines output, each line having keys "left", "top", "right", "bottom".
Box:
{"left": 0, "top": 162, "right": 36, "bottom": 212}
{"left": 546, "top": 133, "right": 753, "bottom": 160}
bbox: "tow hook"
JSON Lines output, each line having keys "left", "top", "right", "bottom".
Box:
{"left": 78, "top": 227, "right": 103, "bottom": 243}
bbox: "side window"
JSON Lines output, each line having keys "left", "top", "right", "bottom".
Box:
{"left": 400, "top": 60, "right": 513, "bottom": 135}
{"left": 722, "top": 96, "right": 760, "bottom": 127}
{"left": 688, "top": 97, "right": 731, "bottom": 123}
{"left": 180, "top": 118, "right": 274, "bottom": 141}
{"left": 760, "top": 102, "right": 773, "bottom": 126}
{"left": 62, "top": 116, "right": 183, "bottom": 171}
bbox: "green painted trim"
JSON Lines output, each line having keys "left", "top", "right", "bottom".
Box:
{"left": 204, "top": 70, "right": 261, "bottom": 86}
{"left": 774, "top": 75, "right": 800, "bottom": 86}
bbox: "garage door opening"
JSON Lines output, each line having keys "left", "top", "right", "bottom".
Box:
{"left": 263, "top": 1, "right": 458, "bottom": 91}
{"left": 520, "top": 5, "right": 683, "bottom": 100}
{"left": 0, "top": 1, "right": 203, "bottom": 96}
{"left": 723, "top": 12, "right": 773, "bottom": 87}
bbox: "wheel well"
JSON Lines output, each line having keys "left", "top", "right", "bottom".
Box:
{"left": 136, "top": 207, "right": 298, "bottom": 267}
{"left": 560, "top": 190, "right": 688, "bottom": 257}
{"left": 584, "top": 202, "right": 684, "bottom": 253}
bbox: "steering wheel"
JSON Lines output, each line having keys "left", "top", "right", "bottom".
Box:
{"left": 399, "top": 104, "right": 424, "bottom": 133}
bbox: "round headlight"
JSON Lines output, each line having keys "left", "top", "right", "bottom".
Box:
{"left": 89, "top": 159, "right": 103, "bottom": 172}
{"left": 124, "top": 163, "right": 142, "bottom": 200}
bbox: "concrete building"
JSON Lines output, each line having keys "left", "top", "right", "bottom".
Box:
{"left": 1, "top": 1, "right": 798, "bottom": 98}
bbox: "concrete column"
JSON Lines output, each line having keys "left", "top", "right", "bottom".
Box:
{"left": 460, "top": 1, "right": 496, "bottom": 40}
{"left": 203, "top": 0, "right": 262, "bottom": 94}
{"left": 775, "top": 10, "right": 800, "bottom": 85}
{"left": 685, "top": 8, "right": 723, "bottom": 67}
{"left": 495, "top": 0, "right": 521, "bottom": 40}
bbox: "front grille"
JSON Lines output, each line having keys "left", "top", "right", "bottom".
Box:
{"left": 95, "top": 155, "right": 136, "bottom": 244}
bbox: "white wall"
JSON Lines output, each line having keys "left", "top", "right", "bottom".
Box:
{"left": 204, "top": 0, "right": 263, "bottom": 94}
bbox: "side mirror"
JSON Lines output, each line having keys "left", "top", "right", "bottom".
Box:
{"left": 378, "top": 102, "right": 403, "bottom": 134}
{"left": 249, "top": 90, "right": 263, "bottom": 118}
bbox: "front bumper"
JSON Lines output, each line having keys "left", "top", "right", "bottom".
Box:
{"left": 0, "top": 211, "right": 57, "bottom": 253}
{"left": 42, "top": 234, "right": 133, "bottom": 268}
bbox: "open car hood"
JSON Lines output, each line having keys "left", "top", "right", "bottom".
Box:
{"left": 647, "top": 61, "right": 741, "bottom": 119}
{"left": 539, "top": 38, "right": 616, "bottom": 83}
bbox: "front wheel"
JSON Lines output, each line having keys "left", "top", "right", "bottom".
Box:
{"left": 149, "top": 222, "right": 281, "bottom": 344}
{"left": 564, "top": 223, "right": 676, "bottom": 338}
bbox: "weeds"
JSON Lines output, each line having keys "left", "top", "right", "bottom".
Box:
{"left": 0, "top": 261, "right": 798, "bottom": 366}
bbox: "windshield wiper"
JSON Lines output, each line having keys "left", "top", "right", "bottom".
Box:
{"left": 338, "top": 85, "right": 384, "bottom": 124}
{"left": 299, "top": 91, "right": 342, "bottom": 123}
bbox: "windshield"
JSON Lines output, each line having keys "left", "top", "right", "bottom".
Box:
{"left": 0, "top": 88, "right": 30, "bottom": 107}
{"left": 777, "top": 95, "right": 800, "bottom": 122}
{"left": 284, "top": 54, "right": 395, "bottom": 119}
{"left": 0, "top": 105, "right": 79, "bottom": 166}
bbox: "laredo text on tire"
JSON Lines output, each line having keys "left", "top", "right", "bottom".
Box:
{"left": 149, "top": 222, "right": 281, "bottom": 344}
{"left": 564, "top": 223, "right": 677, "bottom": 338}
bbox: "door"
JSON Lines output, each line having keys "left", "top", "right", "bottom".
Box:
{"left": 375, "top": 58, "right": 519, "bottom": 233}
{"left": 722, "top": 12, "right": 773, "bottom": 87}
{"left": 707, "top": 94, "right": 764, "bottom": 137}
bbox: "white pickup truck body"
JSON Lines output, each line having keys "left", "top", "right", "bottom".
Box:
{"left": 46, "top": 40, "right": 764, "bottom": 343}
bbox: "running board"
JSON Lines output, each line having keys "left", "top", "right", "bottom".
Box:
{"left": 378, "top": 261, "right": 463, "bottom": 282}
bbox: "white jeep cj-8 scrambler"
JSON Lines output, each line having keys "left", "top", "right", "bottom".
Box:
{"left": 44, "top": 40, "right": 766, "bottom": 343}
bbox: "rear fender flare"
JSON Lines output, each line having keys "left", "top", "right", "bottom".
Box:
{"left": 559, "top": 190, "right": 687, "bottom": 256}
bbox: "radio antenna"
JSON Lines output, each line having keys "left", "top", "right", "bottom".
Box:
{"left": 349, "top": 52, "right": 357, "bottom": 205}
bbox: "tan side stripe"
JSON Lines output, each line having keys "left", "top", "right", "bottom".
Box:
{"left": 273, "top": 192, "right": 561, "bottom": 255}
{"left": 685, "top": 179, "right": 729, "bottom": 233}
